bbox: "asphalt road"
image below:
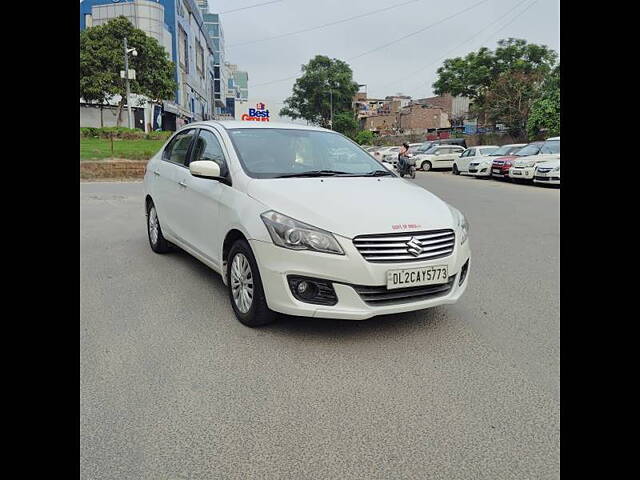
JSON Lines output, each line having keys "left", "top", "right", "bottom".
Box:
{"left": 80, "top": 172, "right": 559, "bottom": 479}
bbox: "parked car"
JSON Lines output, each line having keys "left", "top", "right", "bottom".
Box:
{"left": 374, "top": 146, "right": 402, "bottom": 165}
{"left": 509, "top": 137, "right": 560, "bottom": 181}
{"left": 143, "top": 121, "right": 471, "bottom": 326}
{"left": 533, "top": 158, "right": 560, "bottom": 185}
{"left": 469, "top": 144, "right": 527, "bottom": 177}
{"left": 413, "top": 145, "right": 465, "bottom": 171}
{"left": 453, "top": 145, "right": 500, "bottom": 175}
{"left": 491, "top": 142, "right": 543, "bottom": 179}
{"left": 433, "top": 138, "right": 468, "bottom": 148}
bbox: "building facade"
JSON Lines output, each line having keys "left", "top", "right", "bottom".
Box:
{"left": 80, "top": 0, "right": 218, "bottom": 130}
{"left": 197, "top": 2, "right": 249, "bottom": 118}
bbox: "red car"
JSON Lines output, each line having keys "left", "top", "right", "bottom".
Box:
{"left": 491, "top": 142, "right": 542, "bottom": 178}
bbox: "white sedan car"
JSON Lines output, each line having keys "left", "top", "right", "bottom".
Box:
{"left": 144, "top": 121, "right": 471, "bottom": 326}
{"left": 373, "top": 146, "right": 401, "bottom": 165}
{"left": 413, "top": 145, "right": 466, "bottom": 171}
{"left": 533, "top": 159, "right": 560, "bottom": 185}
{"left": 453, "top": 145, "right": 499, "bottom": 175}
{"left": 509, "top": 137, "right": 560, "bottom": 181}
{"left": 468, "top": 143, "right": 527, "bottom": 177}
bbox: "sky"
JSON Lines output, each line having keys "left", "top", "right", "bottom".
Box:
{"left": 213, "top": 0, "right": 559, "bottom": 120}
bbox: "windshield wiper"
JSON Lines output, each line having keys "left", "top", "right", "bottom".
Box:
{"left": 359, "top": 169, "right": 394, "bottom": 177}
{"left": 275, "top": 170, "right": 351, "bottom": 178}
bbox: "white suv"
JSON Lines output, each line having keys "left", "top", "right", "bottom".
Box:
{"left": 144, "top": 122, "right": 471, "bottom": 326}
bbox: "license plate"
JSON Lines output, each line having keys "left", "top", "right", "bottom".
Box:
{"left": 492, "top": 168, "right": 501, "bottom": 174}
{"left": 386, "top": 265, "right": 448, "bottom": 290}
{"left": 512, "top": 170, "right": 522, "bottom": 175}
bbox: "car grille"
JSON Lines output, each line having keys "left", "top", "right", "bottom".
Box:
{"left": 468, "top": 169, "right": 478, "bottom": 173}
{"left": 353, "top": 229, "right": 455, "bottom": 263}
{"left": 534, "top": 175, "right": 560, "bottom": 181}
{"left": 352, "top": 275, "right": 456, "bottom": 306}
{"left": 536, "top": 167, "right": 552, "bottom": 173}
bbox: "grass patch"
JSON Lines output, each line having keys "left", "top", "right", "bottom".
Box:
{"left": 80, "top": 137, "right": 165, "bottom": 161}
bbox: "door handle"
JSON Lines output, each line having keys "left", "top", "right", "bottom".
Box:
{"left": 153, "top": 169, "right": 160, "bottom": 176}
{"left": 178, "top": 180, "right": 187, "bottom": 188}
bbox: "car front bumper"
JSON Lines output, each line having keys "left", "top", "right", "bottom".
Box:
{"left": 533, "top": 172, "right": 560, "bottom": 184}
{"left": 509, "top": 166, "right": 535, "bottom": 179}
{"left": 468, "top": 165, "right": 491, "bottom": 176}
{"left": 249, "top": 236, "right": 471, "bottom": 320}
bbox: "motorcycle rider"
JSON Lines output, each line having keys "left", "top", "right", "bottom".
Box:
{"left": 398, "top": 142, "right": 410, "bottom": 171}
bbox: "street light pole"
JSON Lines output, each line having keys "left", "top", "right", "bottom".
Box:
{"left": 123, "top": 37, "right": 133, "bottom": 129}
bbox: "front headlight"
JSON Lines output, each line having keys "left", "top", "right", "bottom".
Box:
{"left": 552, "top": 166, "right": 560, "bottom": 172}
{"left": 260, "top": 210, "right": 344, "bottom": 255}
{"left": 447, "top": 205, "right": 469, "bottom": 245}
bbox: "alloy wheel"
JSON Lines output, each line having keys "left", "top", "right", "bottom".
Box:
{"left": 148, "top": 207, "right": 159, "bottom": 245}
{"left": 231, "top": 253, "right": 253, "bottom": 313}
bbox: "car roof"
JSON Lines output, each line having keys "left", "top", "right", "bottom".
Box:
{"left": 475, "top": 145, "right": 500, "bottom": 148}
{"left": 546, "top": 136, "right": 560, "bottom": 141}
{"left": 184, "top": 120, "right": 331, "bottom": 132}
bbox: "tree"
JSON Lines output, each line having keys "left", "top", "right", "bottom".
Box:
{"left": 80, "top": 17, "right": 177, "bottom": 126}
{"left": 333, "top": 111, "right": 358, "bottom": 139}
{"left": 527, "top": 64, "right": 560, "bottom": 139}
{"left": 355, "top": 130, "right": 375, "bottom": 145}
{"left": 484, "top": 71, "right": 543, "bottom": 139}
{"left": 433, "top": 38, "right": 558, "bottom": 129}
{"left": 280, "top": 55, "right": 359, "bottom": 128}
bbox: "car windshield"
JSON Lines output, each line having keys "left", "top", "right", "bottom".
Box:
{"left": 490, "top": 145, "right": 521, "bottom": 156}
{"left": 416, "top": 142, "right": 434, "bottom": 152}
{"left": 422, "top": 145, "right": 440, "bottom": 154}
{"left": 540, "top": 140, "right": 560, "bottom": 154}
{"left": 479, "top": 147, "right": 499, "bottom": 155}
{"left": 515, "top": 144, "right": 542, "bottom": 156}
{"left": 227, "top": 128, "right": 394, "bottom": 179}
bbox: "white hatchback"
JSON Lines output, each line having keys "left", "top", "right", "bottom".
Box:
{"left": 453, "top": 145, "right": 500, "bottom": 175}
{"left": 144, "top": 122, "right": 471, "bottom": 326}
{"left": 413, "top": 145, "right": 466, "bottom": 171}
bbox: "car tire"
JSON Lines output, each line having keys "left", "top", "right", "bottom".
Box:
{"left": 452, "top": 164, "right": 460, "bottom": 175}
{"left": 422, "top": 161, "right": 432, "bottom": 171}
{"left": 227, "top": 239, "right": 276, "bottom": 327}
{"left": 147, "top": 201, "right": 171, "bottom": 254}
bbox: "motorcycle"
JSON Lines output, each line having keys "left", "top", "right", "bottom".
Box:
{"left": 396, "top": 154, "right": 416, "bottom": 179}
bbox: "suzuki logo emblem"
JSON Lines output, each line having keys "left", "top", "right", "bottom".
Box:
{"left": 406, "top": 237, "right": 423, "bottom": 256}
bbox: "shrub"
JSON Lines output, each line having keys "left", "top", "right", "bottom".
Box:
{"left": 79, "top": 127, "right": 173, "bottom": 140}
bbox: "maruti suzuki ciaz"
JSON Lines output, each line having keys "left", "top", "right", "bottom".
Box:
{"left": 144, "top": 121, "right": 471, "bottom": 327}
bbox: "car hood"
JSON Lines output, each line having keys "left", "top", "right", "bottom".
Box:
{"left": 247, "top": 177, "right": 456, "bottom": 239}
{"left": 536, "top": 159, "right": 560, "bottom": 169}
{"left": 513, "top": 153, "right": 560, "bottom": 166}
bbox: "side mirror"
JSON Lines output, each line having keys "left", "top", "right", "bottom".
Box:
{"left": 190, "top": 160, "right": 221, "bottom": 180}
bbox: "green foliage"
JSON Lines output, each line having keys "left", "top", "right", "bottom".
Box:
{"left": 527, "top": 65, "right": 560, "bottom": 139}
{"left": 80, "top": 17, "right": 176, "bottom": 105}
{"left": 79, "top": 127, "right": 172, "bottom": 140}
{"left": 333, "top": 111, "right": 359, "bottom": 139}
{"left": 355, "top": 130, "right": 375, "bottom": 145}
{"left": 433, "top": 38, "right": 558, "bottom": 133}
{"left": 280, "top": 55, "right": 360, "bottom": 128}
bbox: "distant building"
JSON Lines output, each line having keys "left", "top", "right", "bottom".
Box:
{"left": 398, "top": 104, "right": 450, "bottom": 135}
{"left": 80, "top": 0, "right": 218, "bottom": 130}
{"left": 197, "top": 1, "right": 248, "bottom": 118}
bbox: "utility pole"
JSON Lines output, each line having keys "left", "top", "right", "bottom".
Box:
{"left": 330, "top": 89, "right": 333, "bottom": 130}
{"left": 124, "top": 37, "right": 133, "bottom": 129}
